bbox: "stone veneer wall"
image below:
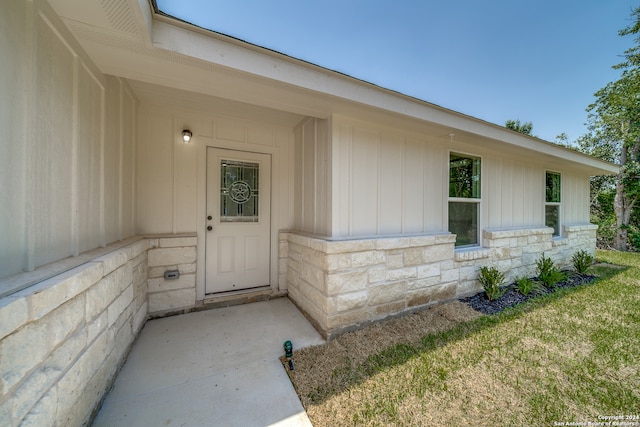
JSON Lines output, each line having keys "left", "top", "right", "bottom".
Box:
{"left": 0, "top": 234, "right": 199, "bottom": 426}
{"left": 0, "top": 238, "right": 149, "bottom": 426}
{"left": 147, "top": 236, "right": 198, "bottom": 315}
{"left": 282, "top": 224, "right": 597, "bottom": 338}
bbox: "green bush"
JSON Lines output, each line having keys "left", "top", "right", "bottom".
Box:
{"left": 478, "top": 266, "right": 506, "bottom": 301}
{"left": 515, "top": 276, "right": 545, "bottom": 296}
{"left": 536, "top": 254, "right": 567, "bottom": 288}
{"left": 572, "top": 250, "right": 594, "bottom": 274}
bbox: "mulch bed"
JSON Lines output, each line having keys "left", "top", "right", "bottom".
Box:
{"left": 461, "top": 273, "right": 596, "bottom": 315}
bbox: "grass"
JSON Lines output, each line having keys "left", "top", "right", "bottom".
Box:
{"left": 285, "top": 250, "right": 640, "bottom": 426}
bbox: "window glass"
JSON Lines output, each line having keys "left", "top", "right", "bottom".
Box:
{"left": 449, "top": 202, "right": 479, "bottom": 246}
{"left": 449, "top": 153, "right": 481, "bottom": 199}
{"left": 449, "top": 153, "right": 481, "bottom": 247}
{"left": 546, "top": 172, "right": 561, "bottom": 203}
{"left": 220, "top": 160, "right": 259, "bottom": 222}
{"left": 545, "top": 205, "right": 560, "bottom": 237}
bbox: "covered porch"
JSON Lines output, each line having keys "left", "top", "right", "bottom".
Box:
{"left": 92, "top": 298, "right": 324, "bottom": 426}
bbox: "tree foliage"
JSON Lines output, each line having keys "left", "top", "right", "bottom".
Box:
{"left": 578, "top": 6, "right": 640, "bottom": 251}
{"left": 505, "top": 119, "right": 534, "bottom": 136}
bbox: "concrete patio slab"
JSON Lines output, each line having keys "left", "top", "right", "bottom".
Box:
{"left": 92, "top": 297, "right": 325, "bottom": 426}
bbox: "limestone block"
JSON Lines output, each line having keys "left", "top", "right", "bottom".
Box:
{"left": 351, "top": 250, "right": 385, "bottom": 268}
{"left": 279, "top": 241, "right": 289, "bottom": 259}
{"left": 0, "top": 320, "right": 49, "bottom": 394}
{"left": 410, "top": 276, "right": 441, "bottom": 290}
{"left": 441, "top": 268, "right": 459, "bottom": 283}
{"left": 403, "top": 247, "right": 426, "bottom": 266}
{"left": 302, "top": 285, "right": 330, "bottom": 314}
{"left": 148, "top": 274, "right": 196, "bottom": 293}
{"left": 435, "top": 234, "right": 457, "bottom": 244}
{"left": 335, "top": 291, "right": 368, "bottom": 312}
{"left": 510, "top": 247, "right": 523, "bottom": 258}
{"left": 409, "top": 235, "right": 436, "bottom": 247}
{"left": 85, "top": 273, "right": 120, "bottom": 321}
{"left": 368, "top": 267, "right": 386, "bottom": 284}
{"left": 0, "top": 298, "right": 28, "bottom": 341}
{"left": 20, "top": 388, "right": 57, "bottom": 427}
{"left": 147, "top": 238, "right": 159, "bottom": 249}
{"left": 56, "top": 331, "right": 109, "bottom": 426}
{"left": 87, "top": 310, "right": 108, "bottom": 344}
{"left": 327, "top": 308, "right": 369, "bottom": 329}
{"left": 95, "top": 249, "right": 129, "bottom": 276}
{"left": 385, "top": 253, "right": 404, "bottom": 269}
{"left": 369, "top": 281, "right": 407, "bottom": 306}
{"left": 158, "top": 237, "right": 197, "bottom": 248}
{"left": 287, "top": 233, "right": 311, "bottom": 248}
{"left": 440, "top": 260, "right": 455, "bottom": 271}
{"left": 148, "top": 247, "right": 196, "bottom": 267}
{"left": 48, "top": 295, "right": 85, "bottom": 348}
{"left": 493, "top": 247, "right": 510, "bottom": 260}
{"left": 10, "top": 366, "right": 60, "bottom": 423}
{"left": 326, "top": 271, "right": 368, "bottom": 295}
{"left": 148, "top": 288, "right": 196, "bottom": 313}
{"left": 375, "top": 237, "right": 411, "bottom": 250}
{"left": 107, "top": 286, "right": 134, "bottom": 328}
{"left": 459, "top": 265, "right": 478, "bottom": 281}
{"left": 417, "top": 263, "right": 440, "bottom": 279}
{"left": 326, "top": 239, "right": 376, "bottom": 254}
{"left": 423, "top": 244, "right": 453, "bottom": 262}
{"left": 386, "top": 267, "right": 417, "bottom": 281}
{"left": 134, "top": 302, "right": 147, "bottom": 334}
{"left": 301, "top": 264, "right": 325, "bottom": 291}
{"left": 26, "top": 262, "right": 103, "bottom": 321}
{"left": 456, "top": 280, "right": 482, "bottom": 297}
{"left": 371, "top": 301, "right": 406, "bottom": 317}
{"left": 408, "top": 282, "right": 456, "bottom": 307}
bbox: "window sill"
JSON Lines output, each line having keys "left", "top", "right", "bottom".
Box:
{"left": 454, "top": 246, "right": 490, "bottom": 261}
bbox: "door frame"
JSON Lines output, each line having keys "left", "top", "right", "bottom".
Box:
{"left": 196, "top": 138, "right": 280, "bottom": 301}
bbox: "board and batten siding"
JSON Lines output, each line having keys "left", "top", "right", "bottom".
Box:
{"left": 0, "top": 0, "right": 137, "bottom": 280}
{"left": 136, "top": 106, "right": 296, "bottom": 235}
{"left": 329, "top": 116, "right": 592, "bottom": 239}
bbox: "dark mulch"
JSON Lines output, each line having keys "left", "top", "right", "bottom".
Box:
{"left": 461, "top": 273, "right": 596, "bottom": 315}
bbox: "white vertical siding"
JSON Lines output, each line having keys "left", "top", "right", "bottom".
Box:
{"left": 330, "top": 116, "right": 593, "bottom": 239}
{"left": 294, "top": 118, "right": 330, "bottom": 236}
{"left": 136, "top": 105, "right": 296, "bottom": 236}
{"left": 0, "top": 0, "right": 138, "bottom": 280}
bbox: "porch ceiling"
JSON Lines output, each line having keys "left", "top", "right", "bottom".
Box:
{"left": 48, "top": 0, "right": 619, "bottom": 176}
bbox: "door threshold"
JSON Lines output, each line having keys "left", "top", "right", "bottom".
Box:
{"left": 203, "top": 286, "right": 280, "bottom": 309}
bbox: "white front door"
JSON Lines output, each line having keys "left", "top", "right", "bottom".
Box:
{"left": 205, "top": 148, "right": 271, "bottom": 294}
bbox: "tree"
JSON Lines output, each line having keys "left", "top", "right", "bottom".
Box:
{"left": 505, "top": 119, "right": 534, "bottom": 136}
{"left": 581, "top": 6, "right": 640, "bottom": 251}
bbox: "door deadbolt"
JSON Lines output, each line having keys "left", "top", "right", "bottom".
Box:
{"left": 207, "top": 215, "right": 213, "bottom": 220}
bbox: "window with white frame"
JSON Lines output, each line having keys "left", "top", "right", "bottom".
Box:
{"left": 448, "top": 153, "right": 481, "bottom": 247}
{"left": 545, "top": 171, "right": 561, "bottom": 236}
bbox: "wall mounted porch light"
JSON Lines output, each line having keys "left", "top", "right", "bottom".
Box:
{"left": 182, "top": 129, "right": 193, "bottom": 143}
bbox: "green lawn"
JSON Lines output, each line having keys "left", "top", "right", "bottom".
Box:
{"left": 291, "top": 250, "right": 640, "bottom": 426}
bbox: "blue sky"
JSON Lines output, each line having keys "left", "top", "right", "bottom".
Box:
{"left": 157, "top": 0, "right": 635, "bottom": 142}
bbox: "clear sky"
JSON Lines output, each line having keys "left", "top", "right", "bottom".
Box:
{"left": 157, "top": 0, "right": 635, "bottom": 142}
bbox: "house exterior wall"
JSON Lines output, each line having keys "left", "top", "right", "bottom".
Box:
{"left": 329, "top": 115, "right": 592, "bottom": 238}
{"left": 284, "top": 224, "right": 597, "bottom": 338}
{"left": 136, "top": 102, "right": 297, "bottom": 301}
{"left": 0, "top": 0, "right": 137, "bottom": 281}
{"left": 283, "top": 114, "right": 597, "bottom": 337}
{"left": 0, "top": 238, "right": 148, "bottom": 426}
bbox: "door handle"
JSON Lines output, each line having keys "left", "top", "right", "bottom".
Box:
{"left": 207, "top": 225, "right": 213, "bottom": 231}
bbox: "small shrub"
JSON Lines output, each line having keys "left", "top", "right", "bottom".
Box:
{"left": 536, "top": 254, "right": 567, "bottom": 288}
{"left": 478, "top": 266, "right": 506, "bottom": 301}
{"left": 515, "top": 276, "right": 545, "bottom": 296}
{"left": 572, "top": 250, "right": 594, "bottom": 274}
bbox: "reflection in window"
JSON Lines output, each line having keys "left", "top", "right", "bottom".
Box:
{"left": 545, "top": 172, "right": 561, "bottom": 236}
{"left": 449, "top": 153, "right": 481, "bottom": 247}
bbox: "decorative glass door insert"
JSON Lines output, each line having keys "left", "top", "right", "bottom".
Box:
{"left": 220, "top": 160, "right": 259, "bottom": 222}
